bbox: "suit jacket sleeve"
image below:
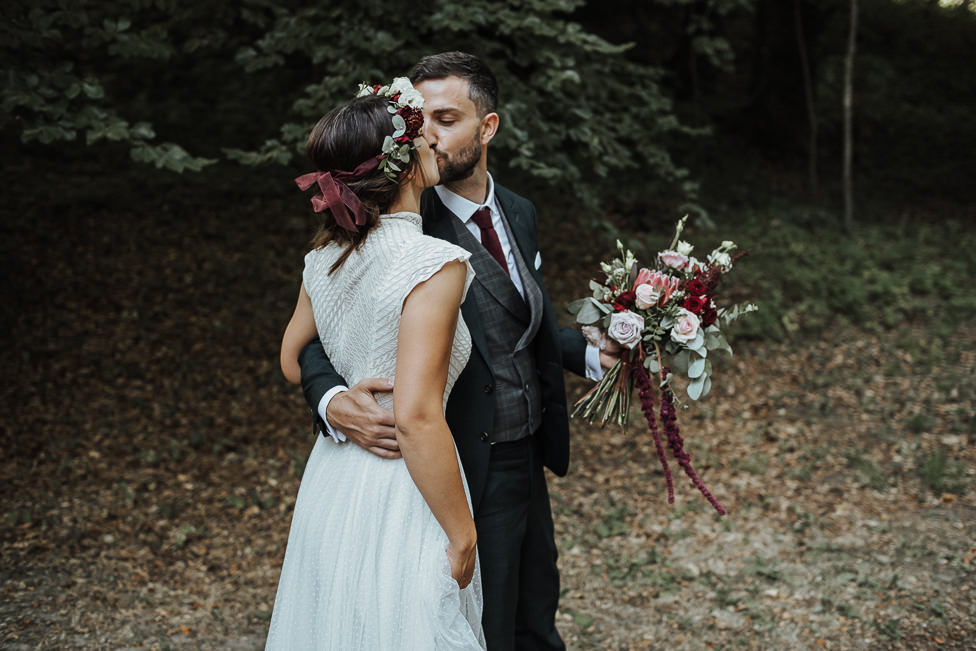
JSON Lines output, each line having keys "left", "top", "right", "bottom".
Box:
{"left": 558, "top": 326, "right": 587, "bottom": 377}
{"left": 298, "top": 338, "right": 348, "bottom": 432}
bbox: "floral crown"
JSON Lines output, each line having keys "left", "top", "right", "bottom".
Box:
{"left": 356, "top": 77, "right": 425, "bottom": 182}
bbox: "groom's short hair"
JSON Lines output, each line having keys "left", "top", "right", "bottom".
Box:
{"left": 410, "top": 51, "right": 498, "bottom": 117}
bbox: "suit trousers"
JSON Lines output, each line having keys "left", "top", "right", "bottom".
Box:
{"left": 475, "top": 435, "right": 565, "bottom": 651}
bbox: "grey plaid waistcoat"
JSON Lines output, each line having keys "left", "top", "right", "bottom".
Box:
{"left": 451, "top": 208, "right": 544, "bottom": 443}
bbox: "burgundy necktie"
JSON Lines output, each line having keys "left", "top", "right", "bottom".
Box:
{"left": 470, "top": 207, "right": 509, "bottom": 276}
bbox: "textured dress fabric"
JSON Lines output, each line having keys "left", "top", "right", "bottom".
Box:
{"left": 265, "top": 212, "right": 485, "bottom": 650}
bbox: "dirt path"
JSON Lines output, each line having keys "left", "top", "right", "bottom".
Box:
{"left": 2, "top": 202, "right": 973, "bottom": 649}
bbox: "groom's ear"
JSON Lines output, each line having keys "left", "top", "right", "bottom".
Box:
{"left": 480, "top": 112, "right": 499, "bottom": 145}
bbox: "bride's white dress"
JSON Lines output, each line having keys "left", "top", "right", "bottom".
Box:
{"left": 266, "top": 212, "right": 485, "bottom": 650}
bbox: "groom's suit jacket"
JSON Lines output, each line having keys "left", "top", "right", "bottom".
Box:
{"left": 300, "top": 183, "right": 587, "bottom": 510}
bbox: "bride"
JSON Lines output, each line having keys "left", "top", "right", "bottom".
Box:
{"left": 266, "top": 78, "right": 485, "bottom": 650}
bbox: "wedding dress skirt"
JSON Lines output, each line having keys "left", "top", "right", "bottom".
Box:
{"left": 266, "top": 212, "right": 484, "bottom": 650}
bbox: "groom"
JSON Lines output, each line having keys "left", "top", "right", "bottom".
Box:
{"left": 297, "top": 52, "right": 614, "bottom": 650}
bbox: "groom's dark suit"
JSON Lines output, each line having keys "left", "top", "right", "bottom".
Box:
{"left": 299, "top": 183, "right": 587, "bottom": 650}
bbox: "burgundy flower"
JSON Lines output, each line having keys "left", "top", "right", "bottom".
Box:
{"left": 701, "top": 306, "right": 718, "bottom": 327}
{"left": 682, "top": 295, "right": 706, "bottom": 314}
{"left": 633, "top": 364, "right": 726, "bottom": 515}
{"left": 614, "top": 290, "right": 637, "bottom": 310}
{"left": 659, "top": 384, "right": 726, "bottom": 515}
{"left": 687, "top": 279, "right": 707, "bottom": 296}
{"left": 401, "top": 108, "right": 424, "bottom": 136}
{"left": 633, "top": 364, "right": 673, "bottom": 503}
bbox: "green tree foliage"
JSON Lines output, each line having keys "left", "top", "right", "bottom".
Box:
{"left": 1, "top": 0, "right": 225, "bottom": 172}
{"left": 226, "top": 0, "right": 700, "bottom": 213}
{"left": 2, "top": 0, "right": 702, "bottom": 217}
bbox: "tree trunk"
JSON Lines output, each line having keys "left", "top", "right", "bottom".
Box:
{"left": 793, "top": 0, "right": 818, "bottom": 197}
{"left": 842, "top": 0, "right": 858, "bottom": 230}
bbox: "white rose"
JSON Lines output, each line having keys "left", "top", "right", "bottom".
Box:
{"left": 634, "top": 283, "right": 660, "bottom": 310}
{"left": 399, "top": 88, "right": 424, "bottom": 108}
{"left": 659, "top": 250, "right": 688, "bottom": 269}
{"left": 580, "top": 325, "right": 606, "bottom": 350}
{"left": 607, "top": 310, "right": 645, "bottom": 349}
{"left": 388, "top": 77, "right": 414, "bottom": 95}
{"left": 676, "top": 240, "right": 694, "bottom": 256}
{"left": 669, "top": 308, "right": 701, "bottom": 345}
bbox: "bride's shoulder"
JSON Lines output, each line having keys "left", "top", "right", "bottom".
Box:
{"left": 401, "top": 233, "right": 470, "bottom": 267}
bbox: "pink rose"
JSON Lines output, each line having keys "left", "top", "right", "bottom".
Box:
{"left": 659, "top": 250, "right": 688, "bottom": 269}
{"left": 634, "top": 283, "right": 661, "bottom": 309}
{"left": 607, "top": 310, "right": 645, "bottom": 349}
{"left": 670, "top": 308, "right": 701, "bottom": 345}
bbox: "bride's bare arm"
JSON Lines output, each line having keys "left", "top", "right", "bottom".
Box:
{"left": 280, "top": 284, "right": 318, "bottom": 384}
{"left": 394, "top": 260, "right": 477, "bottom": 588}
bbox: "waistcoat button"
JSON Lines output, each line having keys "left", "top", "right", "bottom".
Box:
{"left": 480, "top": 432, "right": 489, "bottom": 442}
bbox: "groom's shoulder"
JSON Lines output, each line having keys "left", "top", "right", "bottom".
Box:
{"left": 494, "top": 182, "right": 532, "bottom": 207}
{"left": 494, "top": 183, "right": 538, "bottom": 226}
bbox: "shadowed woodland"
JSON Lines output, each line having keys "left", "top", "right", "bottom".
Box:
{"left": 2, "top": 0, "right": 974, "bottom": 648}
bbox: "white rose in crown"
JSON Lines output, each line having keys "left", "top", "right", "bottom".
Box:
{"left": 399, "top": 88, "right": 424, "bottom": 108}
{"left": 388, "top": 77, "right": 414, "bottom": 95}
{"left": 634, "top": 283, "right": 661, "bottom": 310}
{"left": 669, "top": 308, "right": 701, "bottom": 344}
{"left": 607, "top": 310, "right": 645, "bottom": 349}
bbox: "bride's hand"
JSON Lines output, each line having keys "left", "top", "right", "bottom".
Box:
{"left": 446, "top": 529, "right": 478, "bottom": 589}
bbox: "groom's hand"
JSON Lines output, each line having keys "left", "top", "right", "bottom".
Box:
{"left": 326, "top": 378, "right": 399, "bottom": 459}
{"left": 599, "top": 339, "right": 624, "bottom": 370}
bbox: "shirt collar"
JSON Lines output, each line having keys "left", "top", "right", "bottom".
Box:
{"left": 434, "top": 172, "right": 496, "bottom": 224}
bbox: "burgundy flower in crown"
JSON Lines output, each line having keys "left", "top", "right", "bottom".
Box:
{"left": 356, "top": 77, "right": 425, "bottom": 182}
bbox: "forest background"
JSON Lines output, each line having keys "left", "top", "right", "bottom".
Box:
{"left": 2, "top": 0, "right": 974, "bottom": 648}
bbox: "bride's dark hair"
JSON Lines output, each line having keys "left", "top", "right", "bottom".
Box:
{"left": 306, "top": 95, "right": 421, "bottom": 272}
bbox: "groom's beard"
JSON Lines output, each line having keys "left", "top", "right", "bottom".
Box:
{"left": 435, "top": 134, "right": 481, "bottom": 184}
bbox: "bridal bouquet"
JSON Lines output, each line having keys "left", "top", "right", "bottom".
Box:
{"left": 568, "top": 217, "right": 756, "bottom": 514}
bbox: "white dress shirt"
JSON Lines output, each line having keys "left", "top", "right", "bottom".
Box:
{"left": 318, "top": 175, "right": 603, "bottom": 441}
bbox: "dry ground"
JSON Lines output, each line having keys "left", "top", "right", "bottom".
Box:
{"left": 1, "top": 194, "right": 973, "bottom": 649}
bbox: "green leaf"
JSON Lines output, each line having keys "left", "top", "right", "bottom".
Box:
{"left": 687, "top": 376, "right": 706, "bottom": 400}
{"left": 574, "top": 298, "right": 604, "bottom": 325}
{"left": 672, "top": 349, "right": 690, "bottom": 374}
{"left": 688, "top": 356, "right": 706, "bottom": 379}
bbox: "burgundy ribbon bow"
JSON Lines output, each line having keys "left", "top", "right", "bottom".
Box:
{"left": 294, "top": 155, "right": 383, "bottom": 233}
